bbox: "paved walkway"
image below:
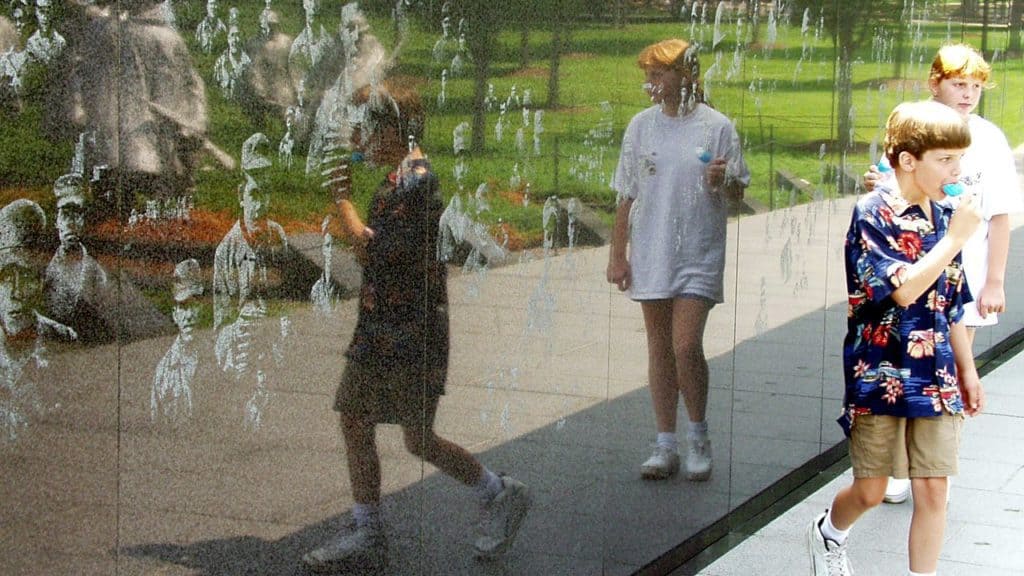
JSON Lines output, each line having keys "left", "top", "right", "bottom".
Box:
{"left": 691, "top": 342, "right": 1024, "bottom": 576}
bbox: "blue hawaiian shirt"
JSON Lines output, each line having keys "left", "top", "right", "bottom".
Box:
{"left": 838, "top": 183, "right": 970, "bottom": 437}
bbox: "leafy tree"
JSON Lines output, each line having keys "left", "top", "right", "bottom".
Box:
{"left": 790, "top": 0, "right": 903, "bottom": 192}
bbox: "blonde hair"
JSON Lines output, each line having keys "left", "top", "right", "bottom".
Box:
{"left": 637, "top": 39, "right": 704, "bottom": 104}
{"left": 929, "top": 43, "right": 992, "bottom": 86}
{"left": 883, "top": 100, "right": 971, "bottom": 168}
{"left": 638, "top": 39, "right": 693, "bottom": 70}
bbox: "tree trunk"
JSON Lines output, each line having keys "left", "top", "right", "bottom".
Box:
{"left": 548, "top": 20, "right": 564, "bottom": 109}
{"left": 520, "top": 22, "right": 530, "bottom": 69}
{"left": 836, "top": 7, "right": 857, "bottom": 195}
{"left": 471, "top": 51, "right": 490, "bottom": 153}
{"left": 1010, "top": 0, "right": 1024, "bottom": 53}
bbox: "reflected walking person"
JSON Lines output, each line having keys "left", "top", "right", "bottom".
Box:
{"left": 606, "top": 39, "right": 749, "bottom": 481}
{"left": 303, "top": 80, "right": 531, "bottom": 572}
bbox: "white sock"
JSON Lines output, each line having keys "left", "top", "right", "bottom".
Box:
{"left": 656, "top": 432, "right": 678, "bottom": 451}
{"left": 819, "top": 509, "right": 850, "bottom": 544}
{"left": 353, "top": 502, "right": 382, "bottom": 529}
{"left": 687, "top": 420, "right": 709, "bottom": 442}
{"left": 908, "top": 571, "right": 936, "bottom": 576}
{"left": 474, "top": 468, "right": 504, "bottom": 501}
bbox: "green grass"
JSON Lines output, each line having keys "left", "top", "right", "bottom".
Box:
{"left": 3, "top": 2, "right": 1023, "bottom": 240}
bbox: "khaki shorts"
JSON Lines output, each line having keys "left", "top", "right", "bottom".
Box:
{"left": 849, "top": 414, "right": 963, "bottom": 479}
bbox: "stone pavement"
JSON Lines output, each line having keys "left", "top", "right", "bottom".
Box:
{"left": 689, "top": 341, "right": 1024, "bottom": 576}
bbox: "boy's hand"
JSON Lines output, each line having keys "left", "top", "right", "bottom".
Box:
{"left": 948, "top": 192, "right": 982, "bottom": 243}
{"left": 976, "top": 284, "right": 1006, "bottom": 319}
{"left": 862, "top": 165, "right": 880, "bottom": 192}
{"left": 959, "top": 373, "right": 985, "bottom": 417}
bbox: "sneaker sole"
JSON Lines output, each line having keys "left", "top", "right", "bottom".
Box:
{"left": 684, "top": 468, "right": 711, "bottom": 481}
{"left": 302, "top": 549, "right": 387, "bottom": 574}
{"left": 474, "top": 485, "right": 532, "bottom": 560}
{"left": 641, "top": 461, "right": 680, "bottom": 480}
{"left": 641, "top": 468, "right": 678, "bottom": 480}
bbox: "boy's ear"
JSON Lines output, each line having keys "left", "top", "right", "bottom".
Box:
{"left": 897, "top": 150, "right": 917, "bottom": 172}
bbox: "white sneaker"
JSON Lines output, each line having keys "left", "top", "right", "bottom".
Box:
{"left": 883, "top": 477, "right": 911, "bottom": 504}
{"left": 302, "top": 524, "right": 387, "bottom": 573}
{"left": 640, "top": 445, "right": 680, "bottom": 480}
{"left": 474, "top": 475, "right": 531, "bottom": 559}
{"left": 807, "top": 511, "right": 853, "bottom": 576}
{"left": 685, "top": 437, "right": 712, "bottom": 481}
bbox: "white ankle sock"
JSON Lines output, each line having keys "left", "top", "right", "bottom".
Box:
{"left": 687, "top": 420, "right": 709, "bottom": 442}
{"left": 819, "top": 510, "right": 850, "bottom": 544}
{"left": 908, "top": 571, "right": 936, "bottom": 576}
{"left": 353, "top": 502, "right": 382, "bottom": 529}
{"left": 474, "top": 468, "right": 503, "bottom": 501}
{"left": 656, "top": 432, "right": 678, "bottom": 450}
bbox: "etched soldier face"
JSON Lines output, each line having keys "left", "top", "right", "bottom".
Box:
{"left": 56, "top": 202, "right": 85, "bottom": 249}
{"left": 0, "top": 261, "right": 42, "bottom": 338}
{"left": 172, "top": 299, "right": 200, "bottom": 341}
{"left": 241, "top": 177, "right": 270, "bottom": 232}
{"left": 34, "top": 2, "right": 50, "bottom": 32}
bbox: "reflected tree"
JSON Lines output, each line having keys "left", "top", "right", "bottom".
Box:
{"left": 1009, "top": 0, "right": 1023, "bottom": 52}
{"left": 457, "top": 0, "right": 516, "bottom": 153}
{"left": 792, "top": 0, "right": 900, "bottom": 192}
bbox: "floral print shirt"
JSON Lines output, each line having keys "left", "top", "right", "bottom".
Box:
{"left": 345, "top": 158, "right": 449, "bottom": 378}
{"left": 838, "top": 184, "right": 970, "bottom": 436}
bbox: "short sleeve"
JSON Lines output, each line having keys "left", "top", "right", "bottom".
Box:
{"left": 717, "top": 123, "right": 751, "bottom": 187}
{"left": 611, "top": 117, "right": 640, "bottom": 202}
{"left": 846, "top": 203, "right": 911, "bottom": 305}
{"left": 979, "top": 132, "right": 1023, "bottom": 218}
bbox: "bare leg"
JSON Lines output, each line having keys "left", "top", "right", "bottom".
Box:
{"left": 829, "top": 476, "right": 888, "bottom": 530}
{"left": 641, "top": 300, "right": 679, "bottom": 434}
{"left": 340, "top": 414, "right": 381, "bottom": 505}
{"left": 908, "top": 477, "right": 948, "bottom": 573}
{"left": 403, "top": 399, "right": 483, "bottom": 486}
{"left": 671, "top": 297, "right": 711, "bottom": 423}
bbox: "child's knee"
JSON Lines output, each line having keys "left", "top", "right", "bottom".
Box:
{"left": 911, "top": 477, "right": 948, "bottom": 508}
{"left": 851, "top": 478, "right": 888, "bottom": 508}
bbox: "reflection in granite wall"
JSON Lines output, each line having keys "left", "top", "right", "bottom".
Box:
{"left": 1, "top": 1, "right": 1022, "bottom": 574}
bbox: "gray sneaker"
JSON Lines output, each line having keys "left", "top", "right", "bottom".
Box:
{"left": 684, "top": 437, "right": 712, "bottom": 481}
{"left": 474, "top": 475, "right": 532, "bottom": 559}
{"left": 807, "top": 511, "right": 853, "bottom": 576}
{"left": 640, "top": 445, "right": 680, "bottom": 480}
{"left": 302, "top": 524, "right": 387, "bottom": 573}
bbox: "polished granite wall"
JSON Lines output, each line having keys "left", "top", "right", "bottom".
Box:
{"left": 1, "top": 1, "right": 1022, "bottom": 574}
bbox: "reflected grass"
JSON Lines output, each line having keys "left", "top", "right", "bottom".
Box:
{"left": 1, "top": 4, "right": 1022, "bottom": 244}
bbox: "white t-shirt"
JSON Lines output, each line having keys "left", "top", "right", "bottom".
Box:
{"left": 612, "top": 103, "right": 750, "bottom": 302}
{"left": 958, "top": 114, "right": 1023, "bottom": 326}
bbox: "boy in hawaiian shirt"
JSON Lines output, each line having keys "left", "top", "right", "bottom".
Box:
{"left": 807, "top": 100, "right": 984, "bottom": 576}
